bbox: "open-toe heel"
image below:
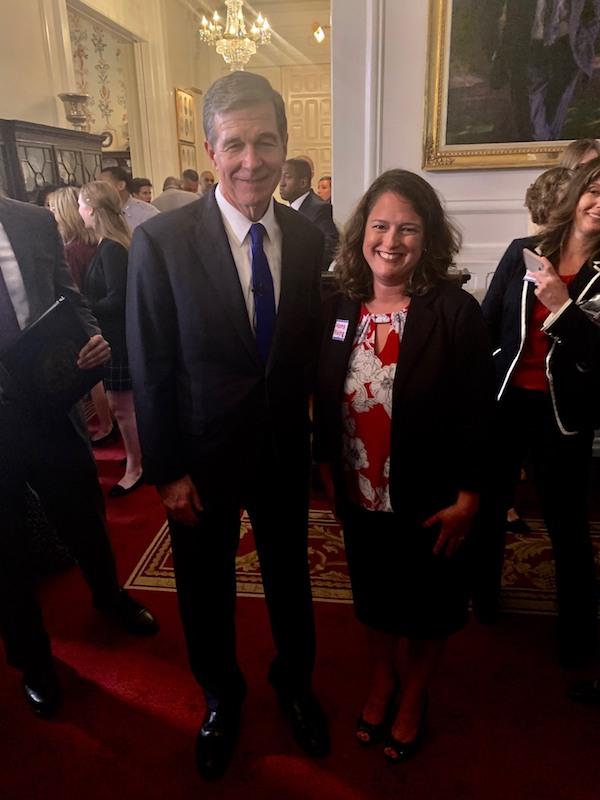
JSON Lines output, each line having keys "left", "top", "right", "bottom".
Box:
{"left": 356, "top": 692, "right": 398, "bottom": 747}
{"left": 383, "top": 694, "right": 428, "bottom": 764}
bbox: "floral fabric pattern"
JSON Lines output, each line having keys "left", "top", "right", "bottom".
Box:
{"left": 342, "top": 305, "right": 408, "bottom": 511}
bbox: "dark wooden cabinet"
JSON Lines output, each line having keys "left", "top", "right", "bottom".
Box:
{"left": 0, "top": 119, "right": 104, "bottom": 202}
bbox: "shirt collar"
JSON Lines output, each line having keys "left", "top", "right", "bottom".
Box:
{"left": 215, "top": 183, "right": 277, "bottom": 245}
{"left": 290, "top": 190, "right": 310, "bottom": 211}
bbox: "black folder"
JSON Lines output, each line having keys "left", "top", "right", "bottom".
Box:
{"left": 0, "top": 296, "right": 104, "bottom": 414}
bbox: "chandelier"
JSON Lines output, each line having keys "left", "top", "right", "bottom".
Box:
{"left": 199, "top": 1, "right": 272, "bottom": 72}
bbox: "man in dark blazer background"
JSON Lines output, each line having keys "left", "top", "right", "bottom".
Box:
{"left": 127, "top": 71, "right": 329, "bottom": 779}
{"left": 0, "top": 197, "right": 157, "bottom": 719}
{"left": 279, "top": 157, "right": 339, "bottom": 270}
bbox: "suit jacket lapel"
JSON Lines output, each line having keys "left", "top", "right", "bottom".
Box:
{"left": 191, "top": 193, "right": 262, "bottom": 366}
{"left": 393, "top": 290, "right": 437, "bottom": 397}
{"left": 0, "top": 200, "right": 46, "bottom": 322}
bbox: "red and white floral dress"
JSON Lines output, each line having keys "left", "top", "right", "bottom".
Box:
{"left": 342, "top": 304, "right": 409, "bottom": 512}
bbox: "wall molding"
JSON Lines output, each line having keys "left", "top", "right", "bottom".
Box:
{"left": 363, "top": 0, "right": 383, "bottom": 190}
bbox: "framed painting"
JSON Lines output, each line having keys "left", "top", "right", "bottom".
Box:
{"left": 178, "top": 142, "right": 197, "bottom": 173}
{"left": 175, "top": 88, "right": 196, "bottom": 144}
{"left": 423, "top": 0, "right": 600, "bottom": 171}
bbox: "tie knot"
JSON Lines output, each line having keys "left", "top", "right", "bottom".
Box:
{"left": 250, "top": 223, "right": 266, "bottom": 247}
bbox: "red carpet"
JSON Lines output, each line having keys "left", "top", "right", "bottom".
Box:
{"left": 2, "top": 438, "right": 600, "bottom": 799}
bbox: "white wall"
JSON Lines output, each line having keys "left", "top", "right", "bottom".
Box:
{"left": 331, "top": 0, "right": 541, "bottom": 295}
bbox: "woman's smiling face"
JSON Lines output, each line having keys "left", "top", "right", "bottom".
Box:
{"left": 574, "top": 180, "right": 600, "bottom": 240}
{"left": 362, "top": 192, "right": 425, "bottom": 289}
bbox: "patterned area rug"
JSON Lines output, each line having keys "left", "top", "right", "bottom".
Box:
{"left": 125, "top": 509, "right": 600, "bottom": 615}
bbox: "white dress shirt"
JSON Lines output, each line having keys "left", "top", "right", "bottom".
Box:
{"left": 0, "top": 220, "right": 29, "bottom": 328}
{"left": 215, "top": 183, "right": 282, "bottom": 329}
{"left": 290, "top": 191, "right": 310, "bottom": 211}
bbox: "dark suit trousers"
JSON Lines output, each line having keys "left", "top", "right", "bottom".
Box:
{"left": 0, "top": 409, "right": 120, "bottom": 672}
{"left": 474, "top": 387, "right": 598, "bottom": 668}
{"left": 169, "top": 440, "right": 316, "bottom": 706}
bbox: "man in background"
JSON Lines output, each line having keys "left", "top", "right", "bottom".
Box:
{"left": 99, "top": 166, "right": 159, "bottom": 230}
{"left": 199, "top": 169, "right": 215, "bottom": 195}
{"left": 279, "top": 158, "right": 339, "bottom": 270}
{"left": 0, "top": 196, "right": 158, "bottom": 719}
{"left": 152, "top": 176, "right": 198, "bottom": 212}
{"left": 181, "top": 168, "right": 200, "bottom": 194}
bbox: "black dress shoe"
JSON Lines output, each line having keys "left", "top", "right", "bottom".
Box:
{"left": 96, "top": 588, "right": 159, "bottom": 636}
{"left": 274, "top": 688, "right": 330, "bottom": 757}
{"left": 23, "top": 663, "right": 62, "bottom": 718}
{"left": 90, "top": 426, "right": 119, "bottom": 447}
{"left": 567, "top": 679, "right": 600, "bottom": 705}
{"left": 108, "top": 474, "right": 144, "bottom": 498}
{"left": 195, "top": 702, "right": 242, "bottom": 780}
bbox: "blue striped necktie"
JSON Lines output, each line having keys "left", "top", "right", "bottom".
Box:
{"left": 249, "top": 223, "right": 276, "bottom": 364}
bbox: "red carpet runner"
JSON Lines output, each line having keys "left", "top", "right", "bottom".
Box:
{"left": 1, "top": 440, "right": 600, "bottom": 799}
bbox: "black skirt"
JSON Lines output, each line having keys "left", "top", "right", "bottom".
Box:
{"left": 341, "top": 504, "right": 469, "bottom": 639}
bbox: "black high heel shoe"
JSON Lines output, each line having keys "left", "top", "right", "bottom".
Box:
{"left": 90, "top": 426, "right": 118, "bottom": 447}
{"left": 356, "top": 689, "right": 398, "bottom": 747}
{"left": 383, "top": 694, "right": 428, "bottom": 764}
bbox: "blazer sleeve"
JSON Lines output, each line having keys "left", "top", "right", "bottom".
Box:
{"left": 126, "top": 226, "right": 186, "bottom": 486}
{"left": 449, "top": 293, "right": 497, "bottom": 494}
{"left": 88, "top": 241, "right": 127, "bottom": 319}
{"left": 314, "top": 205, "right": 339, "bottom": 269}
{"left": 481, "top": 239, "right": 526, "bottom": 349}
{"left": 544, "top": 298, "right": 600, "bottom": 370}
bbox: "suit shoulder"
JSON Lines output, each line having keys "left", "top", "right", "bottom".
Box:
{"left": 0, "top": 197, "right": 55, "bottom": 227}
{"left": 436, "top": 282, "right": 482, "bottom": 314}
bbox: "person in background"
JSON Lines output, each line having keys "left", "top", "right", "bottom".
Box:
{"left": 559, "top": 138, "right": 600, "bottom": 169}
{"left": 317, "top": 175, "right": 332, "bottom": 203}
{"left": 99, "top": 166, "right": 159, "bottom": 231}
{"left": 279, "top": 158, "right": 339, "bottom": 270}
{"left": 130, "top": 177, "right": 153, "bottom": 203}
{"left": 79, "top": 181, "right": 144, "bottom": 497}
{"left": 152, "top": 176, "right": 198, "bottom": 212}
{"left": 480, "top": 159, "right": 600, "bottom": 703}
{"left": 0, "top": 196, "right": 158, "bottom": 719}
{"left": 315, "top": 169, "right": 495, "bottom": 763}
{"left": 48, "top": 186, "right": 113, "bottom": 445}
{"left": 181, "top": 168, "right": 200, "bottom": 194}
{"left": 127, "top": 70, "right": 329, "bottom": 779}
{"left": 199, "top": 170, "right": 215, "bottom": 195}
{"left": 34, "top": 184, "right": 59, "bottom": 207}
{"left": 525, "top": 166, "right": 574, "bottom": 232}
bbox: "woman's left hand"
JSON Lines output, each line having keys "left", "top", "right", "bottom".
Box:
{"left": 77, "top": 334, "right": 111, "bottom": 369}
{"left": 423, "top": 491, "right": 479, "bottom": 557}
{"left": 530, "top": 257, "right": 570, "bottom": 313}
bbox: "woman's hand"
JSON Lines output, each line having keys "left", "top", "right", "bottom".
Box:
{"left": 530, "top": 257, "right": 570, "bottom": 313}
{"left": 77, "top": 334, "right": 111, "bottom": 369}
{"left": 423, "top": 491, "right": 479, "bottom": 557}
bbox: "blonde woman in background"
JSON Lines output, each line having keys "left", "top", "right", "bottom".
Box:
{"left": 559, "top": 138, "right": 600, "bottom": 169}
{"left": 78, "top": 181, "right": 143, "bottom": 497}
{"left": 48, "top": 186, "right": 114, "bottom": 445}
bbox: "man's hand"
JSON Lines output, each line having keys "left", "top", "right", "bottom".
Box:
{"left": 77, "top": 334, "right": 111, "bottom": 370}
{"left": 530, "top": 257, "right": 570, "bottom": 313}
{"left": 158, "top": 474, "right": 203, "bottom": 525}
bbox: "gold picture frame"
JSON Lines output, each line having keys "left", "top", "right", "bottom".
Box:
{"left": 175, "top": 88, "right": 196, "bottom": 144}
{"left": 422, "top": 0, "right": 599, "bottom": 171}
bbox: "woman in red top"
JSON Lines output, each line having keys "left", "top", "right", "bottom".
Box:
{"left": 481, "top": 159, "right": 600, "bottom": 703}
{"left": 315, "top": 170, "right": 495, "bottom": 762}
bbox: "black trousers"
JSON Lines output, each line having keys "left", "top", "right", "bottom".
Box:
{"left": 169, "top": 441, "right": 316, "bottom": 708}
{"left": 474, "top": 387, "right": 598, "bottom": 668}
{"left": 0, "top": 408, "right": 120, "bottom": 673}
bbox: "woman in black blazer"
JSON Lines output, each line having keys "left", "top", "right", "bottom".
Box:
{"left": 79, "top": 181, "right": 144, "bottom": 497}
{"left": 481, "top": 159, "right": 600, "bottom": 702}
{"left": 315, "top": 170, "right": 495, "bottom": 762}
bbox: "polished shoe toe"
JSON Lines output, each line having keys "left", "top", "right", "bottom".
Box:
{"left": 23, "top": 664, "right": 62, "bottom": 718}
{"left": 277, "top": 691, "right": 330, "bottom": 757}
{"left": 195, "top": 705, "right": 241, "bottom": 780}
{"left": 97, "top": 588, "right": 159, "bottom": 636}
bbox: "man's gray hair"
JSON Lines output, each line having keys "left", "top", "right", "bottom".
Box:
{"left": 163, "top": 176, "right": 182, "bottom": 190}
{"left": 203, "top": 71, "right": 287, "bottom": 147}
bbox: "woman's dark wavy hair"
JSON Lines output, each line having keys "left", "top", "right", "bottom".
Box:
{"left": 335, "top": 169, "right": 462, "bottom": 300}
{"left": 538, "top": 157, "right": 600, "bottom": 264}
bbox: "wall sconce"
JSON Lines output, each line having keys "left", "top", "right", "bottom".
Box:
{"left": 58, "top": 93, "right": 90, "bottom": 131}
{"left": 313, "top": 25, "right": 326, "bottom": 43}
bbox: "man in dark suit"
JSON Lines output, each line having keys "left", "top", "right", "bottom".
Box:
{"left": 490, "top": 0, "right": 600, "bottom": 140}
{"left": 127, "top": 71, "right": 329, "bottom": 779}
{"left": 279, "top": 158, "right": 339, "bottom": 270}
{"left": 0, "top": 197, "right": 158, "bottom": 719}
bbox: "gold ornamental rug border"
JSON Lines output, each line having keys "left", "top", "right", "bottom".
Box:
{"left": 125, "top": 514, "right": 600, "bottom": 613}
